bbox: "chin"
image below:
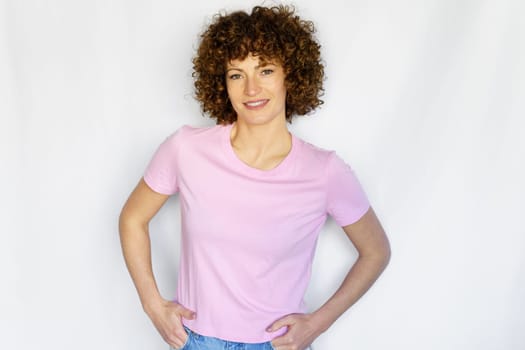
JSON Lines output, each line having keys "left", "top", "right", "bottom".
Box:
{"left": 239, "top": 116, "right": 280, "bottom": 126}
{"left": 236, "top": 110, "right": 286, "bottom": 126}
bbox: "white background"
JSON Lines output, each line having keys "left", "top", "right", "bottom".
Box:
{"left": 2, "top": 0, "right": 524, "bottom": 349}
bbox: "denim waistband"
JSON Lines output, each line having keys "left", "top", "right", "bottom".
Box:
{"left": 175, "top": 326, "right": 275, "bottom": 350}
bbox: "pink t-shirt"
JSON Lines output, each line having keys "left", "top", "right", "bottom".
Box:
{"left": 144, "top": 124, "right": 370, "bottom": 343}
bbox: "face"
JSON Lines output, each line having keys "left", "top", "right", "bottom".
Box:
{"left": 225, "top": 54, "right": 287, "bottom": 126}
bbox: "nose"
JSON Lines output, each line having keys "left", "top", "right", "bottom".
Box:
{"left": 244, "top": 75, "right": 261, "bottom": 96}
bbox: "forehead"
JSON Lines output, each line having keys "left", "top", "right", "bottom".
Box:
{"left": 227, "top": 54, "right": 280, "bottom": 68}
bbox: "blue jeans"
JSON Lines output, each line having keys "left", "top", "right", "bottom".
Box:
{"left": 171, "top": 327, "right": 313, "bottom": 350}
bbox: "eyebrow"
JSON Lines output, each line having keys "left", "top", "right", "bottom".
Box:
{"left": 225, "top": 67, "right": 243, "bottom": 73}
{"left": 226, "top": 62, "right": 277, "bottom": 72}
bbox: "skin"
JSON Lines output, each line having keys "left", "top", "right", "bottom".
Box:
{"left": 225, "top": 54, "right": 292, "bottom": 170}
{"left": 119, "top": 55, "right": 390, "bottom": 350}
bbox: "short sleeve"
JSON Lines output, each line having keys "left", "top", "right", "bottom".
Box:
{"left": 143, "top": 129, "right": 182, "bottom": 195}
{"left": 325, "top": 153, "right": 370, "bottom": 227}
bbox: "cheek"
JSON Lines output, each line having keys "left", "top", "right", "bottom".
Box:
{"left": 225, "top": 82, "right": 232, "bottom": 96}
{"left": 276, "top": 85, "right": 287, "bottom": 100}
{"left": 226, "top": 83, "right": 241, "bottom": 100}
{"left": 271, "top": 78, "right": 286, "bottom": 96}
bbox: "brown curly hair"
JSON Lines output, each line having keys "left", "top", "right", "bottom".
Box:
{"left": 192, "top": 5, "right": 324, "bottom": 124}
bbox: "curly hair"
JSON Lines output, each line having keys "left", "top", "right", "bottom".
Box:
{"left": 192, "top": 5, "right": 324, "bottom": 124}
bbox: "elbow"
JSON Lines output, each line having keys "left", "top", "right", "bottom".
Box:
{"left": 118, "top": 209, "right": 148, "bottom": 240}
{"left": 378, "top": 236, "right": 391, "bottom": 271}
{"left": 118, "top": 206, "right": 131, "bottom": 235}
{"left": 365, "top": 238, "right": 391, "bottom": 271}
{"left": 118, "top": 211, "right": 130, "bottom": 241}
{"left": 382, "top": 244, "right": 391, "bottom": 270}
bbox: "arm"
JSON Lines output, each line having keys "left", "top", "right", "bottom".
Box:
{"left": 268, "top": 207, "right": 390, "bottom": 350}
{"left": 119, "top": 178, "right": 195, "bottom": 348}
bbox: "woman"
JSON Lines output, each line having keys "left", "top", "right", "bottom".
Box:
{"left": 119, "top": 5, "right": 390, "bottom": 350}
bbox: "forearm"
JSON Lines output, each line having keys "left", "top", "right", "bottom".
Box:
{"left": 311, "top": 251, "right": 390, "bottom": 332}
{"left": 119, "top": 220, "right": 164, "bottom": 314}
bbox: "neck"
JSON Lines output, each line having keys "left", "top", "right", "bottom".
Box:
{"left": 231, "top": 118, "right": 290, "bottom": 152}
{"left": 229, "top": 118, "right": 292, "bottom": 170}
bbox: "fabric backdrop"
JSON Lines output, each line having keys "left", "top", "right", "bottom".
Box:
{"left": 1, "top": 0, "right": 524, "bottom": 349}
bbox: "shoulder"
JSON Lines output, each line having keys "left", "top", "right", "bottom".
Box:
{"left": 293, "top": 135, "right": 357, "bottom": 177}
{"left": 294, "top": 135, "right": 336, "bottom": 166}
{"left": 163, "top": 123, "right": 227, "bottom": 145}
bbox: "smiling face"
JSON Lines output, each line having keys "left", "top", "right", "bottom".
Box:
{"left": 225, "top": 54, "right": 287, "bottom": 126}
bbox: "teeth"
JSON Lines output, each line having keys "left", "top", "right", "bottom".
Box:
{"left": 245, "top": 100, "right": 266, "bottom": 107}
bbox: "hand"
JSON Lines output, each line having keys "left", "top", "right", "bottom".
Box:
{"left": 145, "top": 299, "right": 196, "bottom": 349}
{"left": 267, "top": 313, "right": 320, "bottom": 350}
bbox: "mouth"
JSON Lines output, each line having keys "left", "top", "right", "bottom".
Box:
{"left": 243, "top": 99, "right": 269, "bottom": 110}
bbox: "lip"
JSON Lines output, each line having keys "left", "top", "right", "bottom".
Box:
{"left": 243, "top": 99, "right": 269, "bottom": 110}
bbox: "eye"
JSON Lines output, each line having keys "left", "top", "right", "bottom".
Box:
{"left": 228, "top": 73, "right": 242, "bottom": 80}
{"left": 261, "top": 69, "right": 274, "bottom": 76}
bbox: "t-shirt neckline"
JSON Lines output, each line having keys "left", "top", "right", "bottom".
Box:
{"left": 221, "top": 123, "right": 298, "bottom": 177}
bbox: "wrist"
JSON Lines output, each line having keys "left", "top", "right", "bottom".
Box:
{"left": 142, "top": 295, "right": 166, "bottom": 316}
{"left": 310, "top": 308, "right": 336, "bottom": 333}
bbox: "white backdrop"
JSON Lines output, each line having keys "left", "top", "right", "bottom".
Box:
{"left": 2, "top": 0, "right": 524, "bottom": 349}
